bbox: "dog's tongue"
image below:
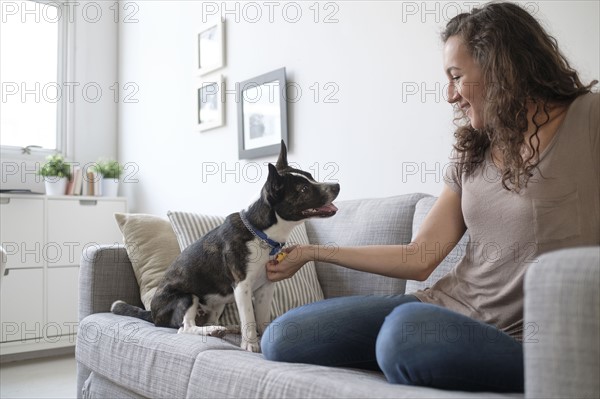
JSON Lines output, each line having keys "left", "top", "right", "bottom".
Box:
{"left": 317, "top": 204, "right": 338, "bottom": 213}
{"left": 303, "top": 203, "right": 339, "bottom": 218}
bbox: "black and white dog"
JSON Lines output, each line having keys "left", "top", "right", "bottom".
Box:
{"left": 112, "top": 141, "right": 340, "bottom": 352}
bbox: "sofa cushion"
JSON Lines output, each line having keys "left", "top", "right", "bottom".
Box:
{"left": 404, "top": 196, "right": 469, "bottom": 293}
{"left": 188, "top": 349, "right": 520, "bottom": 399}
{"left": 305, "top": 193, "right": 431, "bottom": 298}
{"left": 167, "top": 211, "right": 324, "bottom": 326}
{"left": 114, "top": 213, "right": 181, "bottom": 310}
{"left": 76, "top": 312, "right": 241, "bottom": 399}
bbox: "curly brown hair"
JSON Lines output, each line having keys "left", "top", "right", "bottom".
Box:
{"left": 443, "top": 2, "right": 597, "bottom": 191}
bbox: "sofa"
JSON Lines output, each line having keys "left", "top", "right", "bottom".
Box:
{"left": 76, "top": 193, "right": 600, "bottom": 399}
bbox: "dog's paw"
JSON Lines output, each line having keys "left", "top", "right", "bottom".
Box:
{"left": 178, "top": 325, "right": 227, "bottom": 337}
{"left": 207, "top": 326, "right": 228, "bottom": 338}
{"left": 240, "top": 340, "right": 260, "bottom": 353}
{"left": 224, "top": 324, "right": 241, "bottom": 334}
{"left": 110, "top": 300, "right": 126, "bottom": 313}
{"left": 178, "top": 326, "right": 200, "bottom": 335}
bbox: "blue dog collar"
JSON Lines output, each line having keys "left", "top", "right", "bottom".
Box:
{"left": 239, "top": 211, "right": 285, "bottom": 256}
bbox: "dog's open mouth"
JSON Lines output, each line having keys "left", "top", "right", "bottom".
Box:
{"left": 302, "top": 203, "right": 338, "bottom": 218}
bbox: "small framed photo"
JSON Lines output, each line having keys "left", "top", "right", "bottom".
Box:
{"left": 197, "top": 75, "right": 224, "bottom": 131}
{"left": 237, "top": 67, "right": 288, "bottom": 159}
{"left": 197, "top": 20, "right": 225, "bottom": 76}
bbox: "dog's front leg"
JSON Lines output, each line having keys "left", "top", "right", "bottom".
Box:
{"left": 234, "top": 282, "right": 260, "bottom": 352}
{"left": 253, "top": 282, "right": 275, "bottom": 337}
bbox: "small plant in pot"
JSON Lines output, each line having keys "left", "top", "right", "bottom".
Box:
{"left": 92, "top": 159, "right": 123, "bottom": 197}
{"left": 39, "top": 154, "right": 71, "bottom": 195}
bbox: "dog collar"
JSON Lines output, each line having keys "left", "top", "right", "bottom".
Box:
{"left": 239, "top": 211, "right": 285, "bottom": 256}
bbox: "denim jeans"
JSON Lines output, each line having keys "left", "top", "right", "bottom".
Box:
{"left": 261, "top": 295, "right": 524, "bottom": 392}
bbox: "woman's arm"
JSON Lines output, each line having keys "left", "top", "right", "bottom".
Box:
{"left": 267, "top": 185, "right": 467, "bottom": 282}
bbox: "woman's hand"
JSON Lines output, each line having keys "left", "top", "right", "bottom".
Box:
{"left": 266, "top": 245, "right": 309, "bottom": 282}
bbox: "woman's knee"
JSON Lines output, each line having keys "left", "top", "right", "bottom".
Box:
{"left": 261, "top": 306, "right": 312, "bottom": 362}
{"left": 375, "top": 302, "right": 432, "bottom": 385}
{"left": 263, "top": 295, "right": 415, "bottom": 364}
{"left": 375, "top": 303, "right": 524, "bottom": 391}
{"left": 261, "top": 297, "right": 344, "bottom": 362}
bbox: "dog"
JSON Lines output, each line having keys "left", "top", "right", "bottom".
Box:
{"left": 111, "top": 141, "right": 340, "bottom": 352}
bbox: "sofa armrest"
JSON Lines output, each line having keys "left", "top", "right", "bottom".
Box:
{"left": 524, "top": 246, "right": 600, "bottom": 399}
{"left": 78, "top": 244, "right": 143, "bottom": 321}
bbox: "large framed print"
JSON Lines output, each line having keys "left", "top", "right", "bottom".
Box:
{"left": 237, "top": 67, "right": 288, "bottom": 159}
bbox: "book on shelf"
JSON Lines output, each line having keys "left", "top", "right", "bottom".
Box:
{"left": 83, "top": 171, "right": 102, "bottom": 196}
{"left": 67, "top": 167, "right": 83, "bottom": 196}
{"left": 66, "top": 167, "right": 103, "bottom": 196}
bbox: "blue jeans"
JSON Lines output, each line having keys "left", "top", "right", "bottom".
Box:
{"left": 261, "top": 295, "right": 524, "bottom": 392}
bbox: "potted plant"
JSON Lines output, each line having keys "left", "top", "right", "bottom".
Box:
{"left": 93, "top": 159, "right": 123, "bottom": 197}
{"left": 39, "top": 154, "right": 71, "bottom": 195}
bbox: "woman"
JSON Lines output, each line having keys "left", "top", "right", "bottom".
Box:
{"left": 261, "top": 2, "right": 599, "bottom": 393}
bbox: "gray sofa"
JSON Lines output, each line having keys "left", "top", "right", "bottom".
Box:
{"left": 76, "top": 193, "right": 600, "bottom": 399}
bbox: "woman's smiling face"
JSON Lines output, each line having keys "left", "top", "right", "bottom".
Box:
{"left": 444, "top": 35, "right": 486, "bottom": 130}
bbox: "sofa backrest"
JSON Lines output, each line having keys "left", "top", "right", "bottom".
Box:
{"left": 305, "top": 193, "right": 431, "bottom": 298}
{"left": 305, "top": 194, "right": 470, "bottom": 298}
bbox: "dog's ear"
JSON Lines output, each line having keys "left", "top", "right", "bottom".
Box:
{"left": 265, "top": 163, "right": 284, "bottom": 204}
{"left": 275, "top": 140, "right": 288, "bottom": 172}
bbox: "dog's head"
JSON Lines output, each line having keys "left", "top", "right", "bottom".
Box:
{"left": 263, "top": 141, "right": 340, "bottom": 222}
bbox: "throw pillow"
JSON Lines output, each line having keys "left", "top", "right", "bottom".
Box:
{"left": 114, "top": 213, "right": 181, "bottom": 310}
{"left": 167, "top": 211, "right": 325, "bottom": 326}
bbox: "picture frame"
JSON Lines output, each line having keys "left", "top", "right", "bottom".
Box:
{"left": 197, "top": 75, "right": 224, "bottom": 132}
{"left": 197, "top": 19, "right": 225, "bottom": 76}
{"left": 237, "top": 67, "right": 288, "bottom": 159}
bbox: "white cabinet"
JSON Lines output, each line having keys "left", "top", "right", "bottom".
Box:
{"left": 0, "top": 197, "right": 44, "bottom": 268}
{"left": 47, "top": 267, "right": 80, "bottom": 336}
{"left": 47, "top": 198, "right": 126, "bottom": 267}
{"left": 0, "top": 194, "right": 127, "bottom": 357}
{"left": 0, "top": 269, "right": 44, "bottom": 343}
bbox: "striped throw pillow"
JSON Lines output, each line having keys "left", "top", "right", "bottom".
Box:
{"left": 167, "top": 211, "right": 324, "bottom": 326}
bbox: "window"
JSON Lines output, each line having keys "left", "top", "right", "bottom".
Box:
{"left": 0, "top": 0, "right": 68, "bottom": 156}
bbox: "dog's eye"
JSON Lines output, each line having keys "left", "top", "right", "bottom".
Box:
{"left": 300, "top": 185, "right": 309, "bottom": 193}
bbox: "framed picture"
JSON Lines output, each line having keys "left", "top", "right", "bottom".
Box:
{"left": 197, "top": 75, "right": 224, "bottom": 131}
{"left": 197, "top": 20, "right": 225, "bottom": 76}
{"left": 237, "top": 67, "right": 288, "bottom": 159}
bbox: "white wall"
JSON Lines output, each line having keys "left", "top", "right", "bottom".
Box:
{"left": 117, "top": 0, "right": 600, "bottom": 216}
